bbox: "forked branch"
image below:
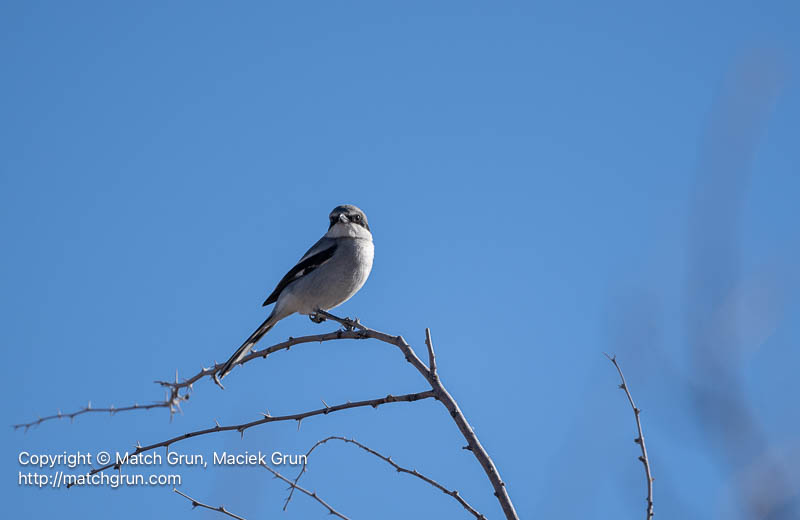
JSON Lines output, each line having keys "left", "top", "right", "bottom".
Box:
{"left": 261, "top": 463, "right": 350, "bottom": 520}
{"left": 284, "top": 436, "right": 485, "bottom": 519}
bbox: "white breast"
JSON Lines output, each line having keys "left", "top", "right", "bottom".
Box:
{"left": 278, "top": 226, "right": 374, "bottom": 316}
{"left": 325, "top": 222, "right": 373, "bottom": 240}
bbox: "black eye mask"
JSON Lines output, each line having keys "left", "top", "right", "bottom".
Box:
{"left": 349, "top": 214, "right": 370, "bottom": 231}
{"left": 328, "top": 213, "right": 369, "bottom": 231}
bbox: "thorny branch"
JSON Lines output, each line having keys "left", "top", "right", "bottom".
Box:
{"left": 13, "top": 400, "right": 175, "bottom": 431}
{"left": 22, "top": 312, "right": 519, "bottom": 519}
{"left": 605, "top": 353, "right": 654, "bottom": 519}
{"left": 72, "top": 390, "right": 435, "bottom": 484}
{"left": 284, "top": 436, "right": 485, "bottom": 520}
{"left": 173, "top": 488, "right": 247, "bottom": 520}
{"left": 15, "top": 331, "right": 372, "bottom": 429}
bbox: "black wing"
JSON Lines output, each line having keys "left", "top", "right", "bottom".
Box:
{"left": 262, "top": 243, "right": 338, "bottom": 306}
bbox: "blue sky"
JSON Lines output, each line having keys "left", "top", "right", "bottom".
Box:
{"left": 2, "top": 2, "right": 799, "bottom": 519}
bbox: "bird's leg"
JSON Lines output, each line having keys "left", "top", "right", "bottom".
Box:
{"left": 313, "top": 309, "right": 360, "bottom": 331}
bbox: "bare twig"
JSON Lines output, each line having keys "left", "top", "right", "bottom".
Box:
{"left": 285, "top": 436, "right": 485, "bottom": 519}
{"left": 72, "top": 390, "right": 435, "bottom": 484}
{"left": 605, "top": 353, "right": 654, "bottom": 519}
{"left": 261, "top": 463, "right": 350, "bottom": 520}
{"left": 425, "top": 328, "right": 438, "bottom": 380}
{"left": 13, "top": 400, "right": 178, "bottom": 431}
{"left": 173, "top": 488, "right": 247, "bottom": 520}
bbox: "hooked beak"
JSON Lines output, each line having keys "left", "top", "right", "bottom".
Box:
{"left": 337, "top": 213, "right": 349, "bottom": 224}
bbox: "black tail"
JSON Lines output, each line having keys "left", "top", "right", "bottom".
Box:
{"left": 216, "top": 314, "right": 276, "bottom": 382}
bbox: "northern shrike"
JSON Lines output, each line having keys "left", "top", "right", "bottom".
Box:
{"left": 216, "top": 204, "right": 374, "bottom": 382}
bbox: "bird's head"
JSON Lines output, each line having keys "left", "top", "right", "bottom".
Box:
{"left": 327, "top": 204, "right": 371, "bottom": 237}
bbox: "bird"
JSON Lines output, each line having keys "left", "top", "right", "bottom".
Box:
{"left": 215, "top": 204, "right": 374, "bottom": 383}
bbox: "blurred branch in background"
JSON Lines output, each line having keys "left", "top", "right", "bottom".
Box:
{"left": 684, "top": 49, "right": 796, "bottom": 519}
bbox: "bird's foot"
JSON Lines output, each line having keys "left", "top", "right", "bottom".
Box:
{"left": 309, "top": 312, "right": 327, "bottom": 324}
{"left": 211, "top": 372, "right": 225, "bottom": 390}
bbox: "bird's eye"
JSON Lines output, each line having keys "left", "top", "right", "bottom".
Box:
{"left": 353, "top": 214, "right": 361, "bottom": 221}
